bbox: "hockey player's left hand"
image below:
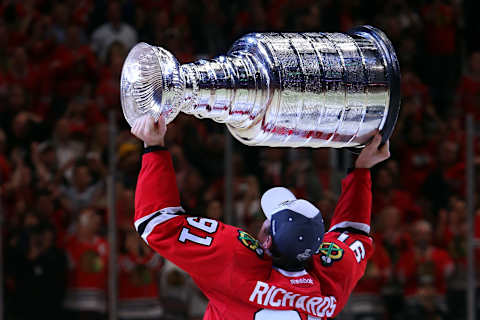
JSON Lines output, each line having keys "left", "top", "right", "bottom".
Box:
{"left": 131, "top": 115, "right": 166, "bottom": 147}
{"left": 355, "top": 131, "right": 390, "bottom": 169}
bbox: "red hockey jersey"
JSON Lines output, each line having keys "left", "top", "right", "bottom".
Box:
{"left": 64, "top": 235, "right": 108, "bottom": 312}
{"left": 134, "top": 151, "right": 373, "bottom": 320}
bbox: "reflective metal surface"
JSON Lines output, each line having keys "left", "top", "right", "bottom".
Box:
{"left": 120, "top": 25, "right": 400, "bottom": 148}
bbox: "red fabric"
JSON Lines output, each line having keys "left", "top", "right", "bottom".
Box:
{"left": 316, "top": 171, "right": 330, "bottom": 194}
{"left": 442, "top": 214, "right": 480, "bottom": 266}
{"left": 373, "top": 231, "right": 413, "bottom": 257}
{"left": 373, "top": 190, "right": 422, "bottom": 222}
{"left": 71, "top": 0, "right": 93, "bottom": 26}
{"left": 354, "top": 242, "right": 391, "bottom": 293}
{"left": 5, "top": 62, "right": 51, "bottom": 97}
{"left": 65, "top": 235, "right": 108, "bottom": 291}
{"left": 444, "top": 161, "right": 466, "bottom": 196}
{"left": 135, "top": 0, "right": 172, "bottom": 10}
{"left": 0, "top": 155, "right": 11, "bottom": 183}
{"left": 329, "top": 169, "right": 371, "bottom": 229}
{"left": 421, "top": 3, "right": 456, "bottom": 55}
{"left": 396, "top": 247, "right": 453, "bottom": 296}
{"left": 399, "top": 145, "right": 435, "bottom": 194}
{"left": 134, "top": 151, "right": 374, "bottom": 319}
{"left": 401, "top": 74, "right": 432, "bottom": 122}
{"left": 50, "top": 44, "right": 97, "bottom": 97}
{"left": 457, "top": 75, "right": 480, "bottom": 118}
{"left": 118, "top": 252, "right": 163, "bottom": 300}
{"left": 96, "top": 68, "right": 120, "bottom": 111}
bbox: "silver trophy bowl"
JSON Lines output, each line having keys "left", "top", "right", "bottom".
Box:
{"left": 120, "top": 25, "right": 400, "bottom": 148}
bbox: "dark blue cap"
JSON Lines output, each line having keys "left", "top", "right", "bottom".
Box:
{"left": 270, "top": 209, "right": 325, "bottom": 265}
{"left": 261, "top": 187, "right": 325, "bottom": 268}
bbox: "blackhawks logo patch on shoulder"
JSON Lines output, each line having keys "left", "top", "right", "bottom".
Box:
{"left": 237, "top": 230, "right": 264, "bottom": 258}
{"left": 318, "top": 242, "right": 344, "bottom": 266}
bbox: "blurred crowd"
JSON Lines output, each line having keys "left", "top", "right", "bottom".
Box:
{"left": 0, "top": 0, "right": 480, "bottom": 319}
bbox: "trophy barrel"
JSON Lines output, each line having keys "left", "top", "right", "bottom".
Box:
{"left": 225, "top": 26, "right": 401, "bottom": 148}
{"left": 350, "top": 25, "right": 401, "bottom": 147}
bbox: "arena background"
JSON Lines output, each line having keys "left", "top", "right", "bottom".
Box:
{"left": 1, "top": 0, "right": 480, "bottom": 319}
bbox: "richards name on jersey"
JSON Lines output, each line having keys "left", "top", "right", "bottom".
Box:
{"left": 249, "top": 281, "right": 337, "bottom": 318}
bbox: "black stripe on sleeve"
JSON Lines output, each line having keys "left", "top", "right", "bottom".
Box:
{"left": 137, "top": 211, "right": 163, "bottom": 236}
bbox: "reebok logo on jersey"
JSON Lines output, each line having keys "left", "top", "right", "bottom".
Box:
{"left": 249, "top": 281, "right": 337, "bottom": 317}
{"left": 290, "top": 278, "right": 313, "bottom": 285}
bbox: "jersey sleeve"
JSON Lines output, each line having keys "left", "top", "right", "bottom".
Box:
{"left": 312, "top": 230, "right": 374, "bottom": 318}
{"left": 134, "top": 150, "right": 235, "bottom": 283}
{"left": 311, "top": 168, "right": 374, "bottom": 317}
{"left": 328, "top": 168, "right": 372, "bottom": 234}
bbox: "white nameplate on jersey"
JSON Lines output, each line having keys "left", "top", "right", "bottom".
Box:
{"left": 249, "top": 281, "right": 336, "bottom": 317}
{"left": 255, "top": 309, "right": 301, "bottom": 319}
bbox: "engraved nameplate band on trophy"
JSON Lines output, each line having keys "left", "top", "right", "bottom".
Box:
{"left": 120, "top": 25, "right": 400, "bottom": 148}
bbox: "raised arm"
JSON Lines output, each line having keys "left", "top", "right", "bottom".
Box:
{"left": 131, "top": 116, "right": 184, "bottom": 241}
{"left": 329, "top": 133, "right": 390, "bottom": 234}
{"left": 130, "top": 116, "right": 236, "bottom": 285}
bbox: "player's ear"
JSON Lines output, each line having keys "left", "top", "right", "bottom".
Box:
{"left": 261, "top": 234, "right": 272, "bottom": 250}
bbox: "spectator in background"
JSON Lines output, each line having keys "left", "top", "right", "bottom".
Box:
{"left": 36, "top": 189, "right": 67, "bottom": 235}
{"left": 234, "top": 175, "right": 260, "bottom": 229}
{"left": 91, "top": 1, "right": 138, "bottom": 62}
{"left": 30, "top": 141, "right": 58, "bottom": 186}
{"left": 161, "top": 261, "right": 190, "bottom": 320}
{"left": 53, "top": 118, "right": 86, "bottom": 172}
{"left": 0, "top": 129, "right": 10, "bottom": 183}
{"left": 372, "top": 167, "right": 422, "bottom": 222}
{"left": 206, "top": 199, "right": 223, "bottom": 222}
{"left": 118, "top": 230, "right": 164, "bottom": 320}
{"left": 397, "top": 220, "right": 454, "bottom": 318}
{"left": 96, "top": 41, "right": 127, "bottom": 111}
{"left": 0, "top": 20, "right": 8, "bottom": 72}
{"left": 198, "top": 0, "right": 227, "bottom": 54}
{"left": 399, "top": 68, "right": 443, "bottom": 133}
{"left": 309, "top": 149, "right": 342, "bottom": 196}
{"left": 397, "top": 123, "right": 435, "bottom": 195}
{"left": 180, "top": 167, "right": 206, "bottom": 215}
{"left": 10, "top": 111, "right": 46, "bottom": 151}
{"left": 50, "top": 2, "right": 69, "bottom": 45}
{"left": 373, "top": 205, "right": 411, "bottom": 318}
{"left": 421, "top": 0, "right": 460, "bottom": 115}
{"left": 5, "top": 47, "right": 44, "bottom": 97}
{"left": 64, "top": 208, "right": 108, "bottom": 320}
{"left": 315, "top": 191, "right": 338, "bottom": 230}
{"left": 115, "top": 182, "right": 136, "bottom": 230}
{"left": 259, "top": 148, "right": 286, "bottom": 189}
{"left": 436, "top": 198, "right": 480, "bottom": 319}
{"left": 423, "top": 141, "right": 463, "bottom": 214}
{"left": 116, "top": 141, "right": 142, "bottom": 189}
{"left": 4, "top": 149, "right": 36, "bottom": 217}
{"left": 160, "top": 260, "right": 209, "bottom": 320}
{"left": 6, "top": 213, "right": 67, "bottom": 320}
{"left": 60, "top": 160, "right": 104, "bottom": 213}
{"left": 50, "top": 23, "right": 97, "bottom": 108}
{"left": 456, "top": 51, "right": 480, "bottom": 119}
{"left": 343, "top": 240, "right": 391, "bottom": 320}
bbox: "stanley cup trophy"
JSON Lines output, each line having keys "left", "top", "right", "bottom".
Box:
{"left": 120, "top": 25, "right": 400, "bottom": 148}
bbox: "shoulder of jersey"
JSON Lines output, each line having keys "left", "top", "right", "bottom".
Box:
{"left": 236, "top": 229, "right": 265, "bottom": 258}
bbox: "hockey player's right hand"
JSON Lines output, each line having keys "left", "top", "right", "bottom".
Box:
{"left": 131, "top": 115, "right": 166, "bottom": 147}
{"left": 354, "top": 131, "right": 390, "bottom": 169}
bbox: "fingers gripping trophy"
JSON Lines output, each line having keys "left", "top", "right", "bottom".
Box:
{"left": 121, "top": 26, "right": 400, "bottom": 149}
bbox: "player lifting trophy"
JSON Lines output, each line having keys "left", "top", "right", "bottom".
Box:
{"left": 122, "top": 26, "right": 399, "bottom": 319}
